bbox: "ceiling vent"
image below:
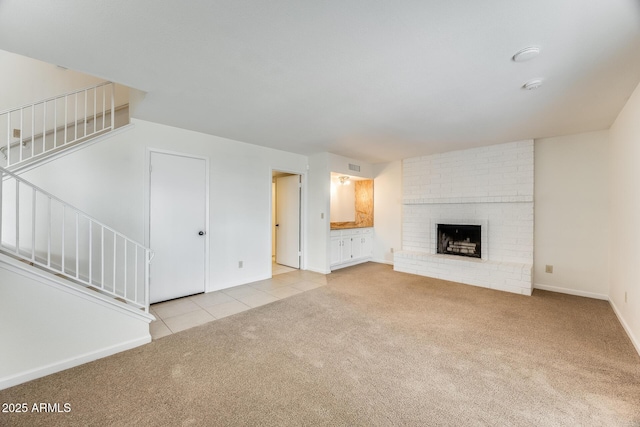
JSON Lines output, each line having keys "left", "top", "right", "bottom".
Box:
{"left": 348, "top": 163, "right": 360, "bottom": 172}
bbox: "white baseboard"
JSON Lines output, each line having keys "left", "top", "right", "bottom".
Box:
{"left": 210, "top": 273, "right": 272, "bottom": 292}
{"left": 330, "top": 257, "right": 376, "bottom": 271}
{"left": 533, "top": 283, "right": 609, "bottom": 300}
{"left": 306, "top": 266, "right": 331, "bottom": 275}
{"left": 609, "top": 299, "right": 640, "bottom": 358}
{"left": 372, "top": 258, "right": 393, "bottom": 266}
{"left": 0, "top": 335, "right": 150, "bottom": 391}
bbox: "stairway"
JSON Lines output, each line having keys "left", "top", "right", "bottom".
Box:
{"left": 0, "top": 82, "right": 129, "bottom": 172}
{"left": 0, "top": 163, "right": 152, "bottom": 312}
{"left": 0, "top": 83, "right": 153, "bottom": 390}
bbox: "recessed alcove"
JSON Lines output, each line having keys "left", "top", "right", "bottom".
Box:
{"left": 330, "top": 172, "right": 374, "bottom": 229}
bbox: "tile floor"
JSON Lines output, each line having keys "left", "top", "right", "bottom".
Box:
{"left": 272, "top": 262, "right": 297, "bottom": 276}
{"left": 149, "top": 263, "right": 325, "bottom": 339}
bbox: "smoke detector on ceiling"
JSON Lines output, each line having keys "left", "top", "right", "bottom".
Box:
{"left": 512, "top": 46, "right": 540, "bottom": 62}
{"left": 523, "top": 79, "right": 544, "bottom": 90}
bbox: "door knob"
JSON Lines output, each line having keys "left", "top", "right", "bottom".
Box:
{"left": 198, "top": 231, "right": 206, "bottom": 236}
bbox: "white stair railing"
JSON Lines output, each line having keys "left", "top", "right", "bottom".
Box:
{"left": 0, "top": 82, "right": 115, "bottom": 170}
{"left": 0, "top": 166, "right": 152, "bottom": 312}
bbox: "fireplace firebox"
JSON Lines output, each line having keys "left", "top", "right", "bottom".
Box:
{"left": 437, "top": 224, "right": 481, "bottom": 259}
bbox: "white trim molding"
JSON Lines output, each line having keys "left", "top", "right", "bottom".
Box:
{"left": 532, "top": 283, "right": 639, "bottom": 357}
{"left": 533, "top": 283, "right": 609, "bottom": 301}
{"left": 270, "top": 168, "right": 307, "bottom": 275}
{"left": 0, "top": 336, "right": 150, "bottom": 391}
{"left": 609, "top": 299, "right": 640, "bottom": 357}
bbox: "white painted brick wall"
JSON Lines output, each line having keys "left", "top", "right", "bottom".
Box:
{"left": 397, "top": 140, "right": 534, "bottom": 295}
{"left": 403, "top": 140, "right": 534, "bottom": 203}
{"left": 394, "top": 251, "right": 533, "bottom": 296}
{"left": 402, "top": 199, "right": 533, "bottom": 264}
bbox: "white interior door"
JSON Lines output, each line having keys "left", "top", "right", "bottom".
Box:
{"left": 150, "top": 152, "right": 207, "bottom": 303}
{"left": 275, "top": 174, "right": 300, "bottom": 269}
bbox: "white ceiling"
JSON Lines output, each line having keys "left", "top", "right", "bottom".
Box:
{"left": 1, "top": 1, "right": 639, "bottom": 163}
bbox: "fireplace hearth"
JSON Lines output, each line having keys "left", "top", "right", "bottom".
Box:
{"left": 437, "top": 224, "right": 481, "bottom": 259}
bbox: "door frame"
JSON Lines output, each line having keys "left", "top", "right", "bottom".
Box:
{"left": 270, "top": 168, "right": 306, "bottom": 275}
{"left": 145, "top": 148, "right": 211, "bottom": 293}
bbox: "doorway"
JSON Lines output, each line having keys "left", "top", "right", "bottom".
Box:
{"left": 149, "top": 151, "right": 208, "bottom": 303}
{"left": 272, "top": 171, "right": 301, "bottom": 275}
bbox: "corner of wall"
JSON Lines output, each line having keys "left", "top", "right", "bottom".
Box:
{"left": 533, "top": 131, "right": 610, "bottom": 297}
{"left": 607, "top": 80, "right": 640, "bottom": 357}
{"left": 373, "top": 160, "right": 402, "bottom": 265}
{"left": 609, "top": 299, "right": 640, "bottom": 357}
{"left": 306, "top": 153, "right": 332, "bottom": 273}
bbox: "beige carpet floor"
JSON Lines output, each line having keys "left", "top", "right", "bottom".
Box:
{"left": 1, "top": 263, "right": 639, "bottom": 426}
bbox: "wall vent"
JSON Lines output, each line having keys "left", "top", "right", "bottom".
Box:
{"left": 348, "top": 163, "right": 360, "bottom": 172}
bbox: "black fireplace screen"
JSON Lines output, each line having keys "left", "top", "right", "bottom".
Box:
{"left": 437, "top": 224, "right": 481, "bottom": 258}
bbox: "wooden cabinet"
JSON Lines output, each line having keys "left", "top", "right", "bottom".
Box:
{"left": 330, "top": 228, "right": 373, "bottom": 270}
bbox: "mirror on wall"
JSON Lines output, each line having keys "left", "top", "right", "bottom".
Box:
{"left": 330, "top": 174, "right": 356, "bottom": 222}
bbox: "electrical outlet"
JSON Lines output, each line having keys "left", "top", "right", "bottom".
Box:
{"left": 238, "top": 261, "right": 243, "bottom": 268}
{"left": 321, "top": 213, "right": 324, "bottom": 219}
{"left": 13, "top": 129, "right": 20, "bottom": 138}
{"left": 545, "top": 265, "right": 553, "bottom": 274}
{"left": 390, "top": 248, "right": 394, "bottom": 253}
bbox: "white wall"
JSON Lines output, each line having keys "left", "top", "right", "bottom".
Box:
{"left": 0, "top": 255, "right": 150, "bottom": 390}
{"left": 534, "top": 131, "right": 609, "bottom": 299}
{"left": 328, "top": 153, "right": 373, "bottom": 179}
{"left": 306, "top": 153, "right": 331, "bottom": 273}
{"left": 0, "top": 49, "right": 128, "bottom": 110}
{"left": 609, "top": 81, "right": 640, "bottom": 355}
{"left": 21, "top": 118, "right": 309, "bottom": 291}
{"left": 373, "top": 161, "right": 402, "bottom": 264}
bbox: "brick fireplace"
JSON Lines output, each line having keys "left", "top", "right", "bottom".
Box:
{"left": 394, "top": 140, "right": 534, "bottom": 295}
